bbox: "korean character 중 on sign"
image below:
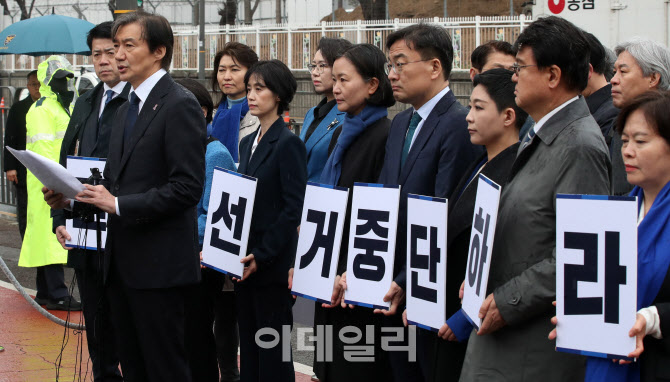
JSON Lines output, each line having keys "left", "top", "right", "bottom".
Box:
{"left": 405, "top": 194, "right": 448, "bottom": 332}
{"left": 292, "top": 182, "right": 349, "bottom": 304}
{"left": 202, "top": 167, "right": 257, "bottom": 278}
{"left": 567, "top": 0, "right": 581, "bottom": 11}
{"left": 344, "top": 183, "right": 401, "bottom": 310}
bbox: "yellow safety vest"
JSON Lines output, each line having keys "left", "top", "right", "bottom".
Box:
{"left": 19, "top": 56, "right": 75, "bottom": 268}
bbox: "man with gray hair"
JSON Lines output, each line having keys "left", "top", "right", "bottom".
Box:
{"left": 609, "top": 37, "right": 670, "bottom": 195}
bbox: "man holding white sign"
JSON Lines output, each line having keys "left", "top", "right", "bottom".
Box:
{"left": 459, "top": 17, "right": 611, "bottom": 382}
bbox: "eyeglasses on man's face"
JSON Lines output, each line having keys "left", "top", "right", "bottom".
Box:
{"left": 511, "top": 63, "right": 538, "bottom": 74}
{"left": 384, "top": 59, "right": 432, "bottom": 75}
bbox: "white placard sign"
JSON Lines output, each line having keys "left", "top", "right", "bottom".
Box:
{"left": 202, "top": 167, "right": 257, "bottom": 279}
{"left": 65, "top": 156, "right": 107, "bottom": 250}
{"left": 461, "top": 174, "right": 501, "bottom": 328}
{"left": 291, "top": 182, "right": 349, "bottom": 303}
{"left": 556, "top": 194, "right": 637, "bottom": 359}
{"left": 405, "top": 194, "right": 448, "bottom": 331}
{"left": 344, "top": 183, "right": 400, "bottom": 310}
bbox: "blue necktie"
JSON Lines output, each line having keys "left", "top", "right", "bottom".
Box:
{"left": 401, "top": 112, "right": 422, "bottom": 168}
{"left": 98, "top": 89, "right": 115, "bottom": 130}
{"left": 521, "top": 127, "right": 536, "bottom": 149}
{"left": 124, "top": 92, "right": 140, "bottom": 144}
{"left": 104, "top": 89, "right": 115, "bottom": 107}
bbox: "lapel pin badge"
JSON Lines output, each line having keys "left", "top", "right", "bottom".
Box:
{"left": 153, "top": 104, "right": 158, "bottom": 111}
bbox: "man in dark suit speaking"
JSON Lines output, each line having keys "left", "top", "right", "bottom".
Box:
{"left": 70, "top": 11, "right": 205, "bottom": 381}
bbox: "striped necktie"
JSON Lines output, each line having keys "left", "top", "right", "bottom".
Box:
{"left": 521, "top": 127, "right": 536, "bottom": 149}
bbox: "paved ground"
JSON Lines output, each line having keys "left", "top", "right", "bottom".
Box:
{"left": 0, "top": 212, "right": 316, "bottom": 381}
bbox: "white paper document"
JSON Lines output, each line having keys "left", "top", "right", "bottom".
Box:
{"left": 7, "top": 147, "right": 85, "bottom": 199}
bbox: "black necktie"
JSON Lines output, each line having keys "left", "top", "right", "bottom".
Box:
{"left": 124, "top": 92, "right": 140, "bottom": 143}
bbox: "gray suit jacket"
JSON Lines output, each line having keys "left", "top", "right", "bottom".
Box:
{"left": 460, "top": 97, "right": 611, "bottom": 382}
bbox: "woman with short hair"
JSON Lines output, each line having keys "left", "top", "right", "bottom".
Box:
{"left": 235, "top": 60, "right": 307, "bottom": 382}
{"left": 211, "top": 42, "right": 260, "bottom": 162}
{"left": 432, "top": 68, "right": 527, "bottom": 381}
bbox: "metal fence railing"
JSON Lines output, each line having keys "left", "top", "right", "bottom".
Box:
{"left": 0, "top": 15, "right": 530, "bottom": 73}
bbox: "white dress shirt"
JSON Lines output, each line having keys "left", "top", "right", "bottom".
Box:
{"left": 410, "top": 85, "right": 451, "bottom": 150}
{"left": 98, "top": 81, "right": 127, "bottom": 118}
{"left": 115, "top": 69, "right": 167, "bottom": 216}
{"left": 250, "top": 128, "right": 261, "bottom": 158}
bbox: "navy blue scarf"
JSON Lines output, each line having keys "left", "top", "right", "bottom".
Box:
{"left": 585, "top": 180, "right": 670, "bottom": 382}
{"left": 319, "top": 105, "right": 387, "bottom": 185}
{"left": 211, "top": 99, "right": 249, "bottom": 162}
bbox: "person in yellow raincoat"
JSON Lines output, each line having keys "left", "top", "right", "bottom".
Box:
{"left": 21, "top": 55, "right": 81, "bottom": 311}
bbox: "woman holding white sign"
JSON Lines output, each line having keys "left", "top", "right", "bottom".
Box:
{"left": 235, "top": 60, "right": 307, "bottom": 382}
{"left": 430, "top": 68, "right": 527, "bottom": 381}
{"left": 313, "top": 43, "right": 396, "bottom": 382}
{"left": 549, "top": 91, "right": 670, "bottom": 382}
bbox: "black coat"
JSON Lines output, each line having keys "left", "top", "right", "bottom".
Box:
{"left": 432, "top": 142, "right": 520, "bottom": 382}
{"left": 328, "top": 116, "right": 391, "bottom": 275}
{"left": 313, "top": 115, "right": 395, "bottom": 382}
{"left": 237, "top": 118, "right": 307, "bottom": 288}
{"left": 377, "top": 90, "right": 483, "bottom": 290}
{"left": 642, "top": 268, "right": 670, "bottom": 381}
{"left": 103, "top": 74, "right": 206, "bottom": 289}
{"left": 52, "top": 81, "right": 131, "bottom": 230}
{"left": 585, "top": 83, "right": 619, "bottom": 144}
{"left": 4, "top": 96, "right": 33, "bottom": 185}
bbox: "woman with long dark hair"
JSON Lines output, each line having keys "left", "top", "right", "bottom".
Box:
{"left": 235, "top": 60, "right": 307, "bottom": 382}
